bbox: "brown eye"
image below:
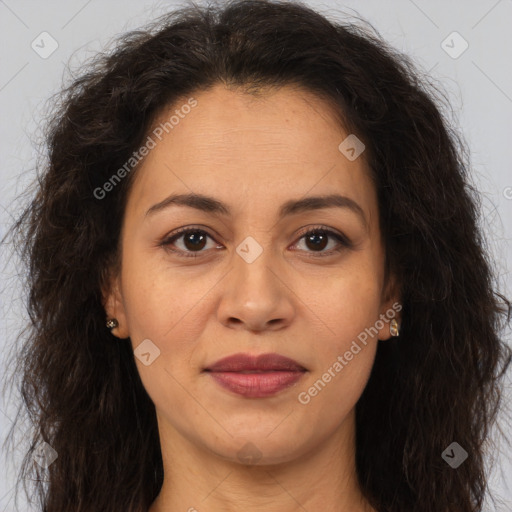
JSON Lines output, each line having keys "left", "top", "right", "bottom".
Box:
{"left": 294, "top": 227, "right": 352, "bottom": 256}
{"left": 160, "top": 225, "right": 351, "bottom": 259}
{"left": 161, "top": 228, "right": 219, "bottom": 257}
{"left": 181, "top": 231, "right": 208, "bottom": 251}
{"left": 304, "top": 231, "right": 329, "bottom": 251}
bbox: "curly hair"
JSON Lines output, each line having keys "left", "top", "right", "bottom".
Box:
{"left": 3, "top": 0, "right": 511, "bottom": 511}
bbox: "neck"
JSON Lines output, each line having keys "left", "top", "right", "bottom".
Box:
{"left": 149, "top": 408, "right": 375, "bottom": 512}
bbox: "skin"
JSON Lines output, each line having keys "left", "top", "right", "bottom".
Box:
{"left": 104, "top": 83, "right": 400, "bottom": 512}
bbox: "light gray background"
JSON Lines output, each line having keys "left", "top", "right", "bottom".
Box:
{"left": 1, "top": 0, "right": 511, "bottom": 510}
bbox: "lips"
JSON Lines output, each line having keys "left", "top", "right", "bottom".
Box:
{"left": 204, "top": 353, "right": 307, "bottom": 398}
{"left": 204, "top": 352, "right": 307, "bottom": 372}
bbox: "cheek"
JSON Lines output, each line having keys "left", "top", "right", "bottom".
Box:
{"left": 120, "top": 245, "right": 197, "bottom": 336}
{"left": 119, "top": 253, "right": 212, "bottom": 413}
{"left": 310, "top": 280, "right": 380, "bottom": 396}
{"left": 295, "top": 275, "right": 380, "bottom": 429}
{"left": 292, "top": 255, "right": 382, "bottom": 406}
{"left": 120, "top": 248, "right": 225, "bottom": 380}
{"left": 300, "top": 260, "right": 383, "bottom": 352}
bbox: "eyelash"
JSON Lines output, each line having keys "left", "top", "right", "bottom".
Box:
{"left": 159, "top": 225, "right": 352, "bottom": 259}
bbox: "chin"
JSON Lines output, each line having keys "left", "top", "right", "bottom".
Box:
{"left": 203, "top": 430, "right": 312, "bottom": 467}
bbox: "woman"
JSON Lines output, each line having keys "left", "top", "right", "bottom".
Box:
{"left": 3, "top": 0, "right": 511, "bottom": 511}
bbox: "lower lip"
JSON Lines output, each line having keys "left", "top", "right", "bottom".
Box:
{"left": 206, "top": 370, "right": 306, "bottom": 398}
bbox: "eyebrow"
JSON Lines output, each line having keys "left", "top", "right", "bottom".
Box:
{"left": 145, "top": 192, "right": 368, "bottom": 230}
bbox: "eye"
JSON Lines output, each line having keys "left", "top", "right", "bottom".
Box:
{"left": 160, "top": 227, "right": 221, "bottom": 258}
{"left": 292, "top": 226, "right": 352, "bottom": 257}
{"left": 159, "top": 225, "right": 352, "bottom": 258}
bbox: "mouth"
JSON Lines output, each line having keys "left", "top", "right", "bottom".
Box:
{"left": 203, "top": 352, "right": 307, "bottom": 398}
{"left": 204, "top": 352, "right": 307, "bottom": 372}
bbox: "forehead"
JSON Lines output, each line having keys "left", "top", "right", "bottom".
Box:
{"left": 125, "top": 83, "right": 377, "bottom": 229}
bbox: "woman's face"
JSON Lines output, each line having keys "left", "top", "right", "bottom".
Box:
{"left": 106, "top": 83, "right": 399, "bottom": 465}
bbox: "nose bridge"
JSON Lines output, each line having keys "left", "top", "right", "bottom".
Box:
{"left": 231, "top": 232, "right": 279, "bottom": 298}
{"left": 216, "top": 231, "right": 294, "bottom": 330}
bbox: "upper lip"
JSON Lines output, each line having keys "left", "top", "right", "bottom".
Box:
{"left": 204, "top": 353, "right": 307, "bottom": 372}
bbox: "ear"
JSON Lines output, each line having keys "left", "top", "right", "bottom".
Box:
{"left": 101, "top": 270, "right": 130, "bottom": 339}
{"left": 377, "top": 272, "right": 402, "bottom": 341}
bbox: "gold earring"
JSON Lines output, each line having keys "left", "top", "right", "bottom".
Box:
{"left": 106, "top": 318, "right": 119, "bottom": 330}
{"left": 390, "top": 318, "right": 400, "bottom": 337}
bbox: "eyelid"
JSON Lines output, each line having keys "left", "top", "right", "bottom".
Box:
{"left": 159, "top": 224, "right": 352, "bottom": 257}
{"left": 159, "top": 225, "right": 221, "bottom": 257}
{"left": 294, "top": 224, "right": 351, "bottom": 246}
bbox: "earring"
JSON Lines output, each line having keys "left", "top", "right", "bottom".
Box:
{"left": 390, "top": 318, "right": 400, "bottom": 337}
{"left": 106, "top": 318, "right": 119, "bottom": 330}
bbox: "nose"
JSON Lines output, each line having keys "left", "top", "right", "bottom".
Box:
{"left": 216, "top": 244, "right": 295, "bottom": 333}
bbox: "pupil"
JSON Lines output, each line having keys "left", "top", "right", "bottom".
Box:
{"left": 307, "top": 232, "right": 327, "bottom": 251}
{"left": 185, "top": 232, "right": 206, "bottom": 251}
